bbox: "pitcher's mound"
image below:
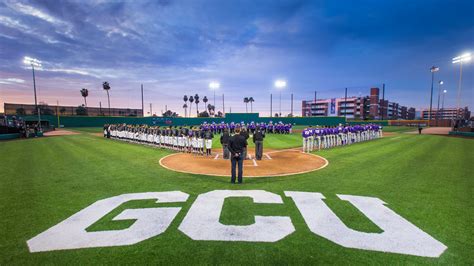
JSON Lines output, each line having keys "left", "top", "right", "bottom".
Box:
{"left": 159, "top": 149, "right": 328, "bottom": 177}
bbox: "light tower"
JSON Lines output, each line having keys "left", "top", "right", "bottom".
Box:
{"left": 274, "top": 79, "right": 286, "bottom": 117}
{"left": 452, "top": 52, "right": 471, "bottom": 120}
{"left": 209, "top": 81, "right": 220, "bottom": 114}
{"left": 23, "top": 56, "right": 42, "bottom": 130}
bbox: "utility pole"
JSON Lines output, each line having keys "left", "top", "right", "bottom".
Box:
{"left": 222, "top": 94, "right": 225, "bottom": 116}
{"left": 382, "top": 83, "right": 385, "bottom": 120}
{"left": 149, "top": 103, "right": 152, "bottom": 116}
{"left": 344, "top": 88, "right": 348, "bottom": 119}
{"left": 314, "top": 91, "right": 317, "bottom": 117}
{"left": 270, "top": 94, "right": 273, "bottom": 117}
{"left": 99, "top": 101, "right": 102, "bottom": 116}
{"left": 291, "top": 93, "right": 293, "bottom": 117}
{"left": 56, "top": 100, "right": 60, "bottom": 128}
{"left": 141, "top": 84, "right": 144, "bottom": 117}
{"left": 429, "top": 66, "right": 439, "bottom": 125}
{"left": 31, "top": 64, "right": 42, "bottom": 130}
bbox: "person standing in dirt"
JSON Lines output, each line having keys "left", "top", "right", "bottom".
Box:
{"left": 418, "top": 124, "right": 423, "bottom": 135}
{"left": 228, "top": 127, "right": 247, "bottom": 184}
{"left": 253, "top": 126, "right": 265, "bottom": 160}
{"left": 240, "top": 127, "right": 250, "bottom": 160}
{"left": 220, "top": 128, "right": 231, "bottom": 159}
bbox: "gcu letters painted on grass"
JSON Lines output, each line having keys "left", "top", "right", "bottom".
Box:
{"left": 27, "top": 190, "right": 447, "bottom": 257}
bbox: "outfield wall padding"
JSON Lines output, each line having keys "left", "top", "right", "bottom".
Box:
{"left": 0, "top": 133, "right": 20, "bottom": 140}
{"left": 448, "top": 131, "right": 474, "bottom": 138}
{"left": 16, "top": 114, "right": 346, "bottom": 127}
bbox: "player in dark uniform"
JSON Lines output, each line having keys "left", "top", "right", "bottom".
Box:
{"left": 204, "top": 128, "right": 214, "bottom": 156}
{"left": 253, "top": 126, "right": 265, "bottom": 160}
{"left": 240, "top": 127, "right": 250, "bottom": 160}
{"left": 220, "top": 128, "right": 231, "bottom": 159}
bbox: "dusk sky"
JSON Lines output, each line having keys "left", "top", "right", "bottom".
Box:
{"left": 0, "top": 0, "right": 472, "bottom": 116}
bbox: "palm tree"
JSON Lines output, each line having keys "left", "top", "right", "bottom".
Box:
{"left": 207, "top": 104, "right": 214, "bottom": 114}
{"left": 102, "top": 82, "right": 111, "bottom": 116}
{"left": 203, "top": 96, "right": 208, "bottom": 113}
{"left": 183, "top": 103, "right": 188, "bottom": 117}
{"left": 248, "top": 97, "right": 255, "bottom": 113}
{"left": 194, "top": 94, "right": 200, "bottom": 114}
{"left": 244, "top": 97, "right": 249, "bottom": 113}
{"left": 183, "top": 95, "right": 188, "bottom": 117}
{"left": 80, "top": 88, "right": 89, "bottom": 107}
{"left": 189, "top": 96, "right": 194, "bottom": 117}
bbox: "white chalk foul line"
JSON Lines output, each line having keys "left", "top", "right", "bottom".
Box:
{"left": 158, "top": 147, "right": 330, "bottom": 178}
{"left": 264, "top": 153, "right": 272, "bottom": 160}
{"left": 252, "top": 159, "right": 258, "bottom": 167}
{"left": 214, "top": 153, "right": 219, "bottom": 159}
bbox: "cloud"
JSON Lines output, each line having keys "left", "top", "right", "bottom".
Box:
{"left": 0, "top": 77, "right": 25, "bottom": 84}
{"left": 0, "top": 15, "right": 60, "bottom": 43}
{"left": 8, "top": 2, "right": 62, "bottom": 25}
{"left": 4, "top": 1, "right": 75, "bottom": 39}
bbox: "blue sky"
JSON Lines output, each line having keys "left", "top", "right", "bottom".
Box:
{"left": 0, "top": 0, "right": 472, "bottom": 116}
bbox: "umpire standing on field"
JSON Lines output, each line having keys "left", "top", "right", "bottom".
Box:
{"left": 228, "top": 127, "right": 247, "bottom": 184}
{"left": 220, "top": 128, "right": 231, "bottom": 159}
{"left": 253, "top": 126, "right": 265, "bottom": 160}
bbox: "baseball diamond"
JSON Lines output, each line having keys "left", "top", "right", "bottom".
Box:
{"left": 1, "top": 1, "right": 473, "bottom": 264}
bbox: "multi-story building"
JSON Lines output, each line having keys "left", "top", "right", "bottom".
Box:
{"left": 4, "top": 103, "right": 143, "bottom": 117}
{"left": 302, "top": 96, "right": 370, "bottom": 119}
{"left": 302, "top": 87, "right": 415, "bottom": 120}
{"left": 421, "top": 107, "right": 470, "bottom": 120}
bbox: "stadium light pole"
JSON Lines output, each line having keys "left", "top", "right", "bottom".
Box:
{"left": 436, "top": 81, "right": 443, "bottom": 126}
{"left": 274, "top": 79, "right": 286, "bottom": 117}
{"left": 452, "top": 52, "right": 471, "bottom": 120}
{"left": 23, "top": 56, "right": 42, "bottom": 131}
{"left": 441, "top": 90, "right": 447, "bottom": 118}
{"left": 429, "top": 66, "right": 439, "bottom": 125}
{"left": 209, "top": 81, "right": 220, "bottom": 114}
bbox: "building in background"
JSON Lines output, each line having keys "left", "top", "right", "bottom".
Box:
{"left": 302, "top": 87, "right": 415, "bottom": 120}
{"left": 4, "top": 103, "right": 143, "bottom": 117}
{"left": 421, "top": 107, "right": 470, "bottom": 121}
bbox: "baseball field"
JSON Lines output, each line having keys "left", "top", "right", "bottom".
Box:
{"left": 0, "top": 126, "right": 472, "bottom": 264}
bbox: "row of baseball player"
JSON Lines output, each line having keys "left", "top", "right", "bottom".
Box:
{"left": 197, "top": 121, "right": 293, "bottom": 134}
{"left": 301, "top": 124, "right": 383, "bottom": 152}
{"left": 104, "top": 124, "right": 218, "bottom": 156}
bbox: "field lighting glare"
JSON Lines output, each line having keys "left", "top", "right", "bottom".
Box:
{"left": 209, "top": 82, "right": 220, "bottom": 90}
{"left": 452, "top": 53, "right": 471, "bottom": 64}
{"left": 274, "top": 79, "right": 287, "bottom": 89}
{"left": 23, "top": 56, "right": 42, "bottom": 67}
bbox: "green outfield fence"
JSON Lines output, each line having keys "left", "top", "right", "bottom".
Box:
{"left": 347, "top": 120, "right": 389, "bottom": 126}
{"left": 16, "top": 113, "right": 347, "bottom": 128}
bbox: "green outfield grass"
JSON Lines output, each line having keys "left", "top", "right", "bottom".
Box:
{"left": 1, "top": 130, "right": 472, "bottom": 264}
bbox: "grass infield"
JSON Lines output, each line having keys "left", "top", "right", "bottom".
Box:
{"left": 0, "top": 127, "right": 472, "bottom": 264}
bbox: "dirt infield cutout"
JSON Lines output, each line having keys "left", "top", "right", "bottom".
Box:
{"left": 44, "top": 130, "right": 79, "bottom": 136}
{"left": 159, "top": 149, "right": 328, "bottom": 177}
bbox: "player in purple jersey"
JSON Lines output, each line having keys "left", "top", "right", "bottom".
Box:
{"left": 302, "top": 127, "right": 312, "bottom": 153}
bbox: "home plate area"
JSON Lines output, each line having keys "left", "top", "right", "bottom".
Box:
{"left": 159, "top": 149, "right": 328, "bottom": 177}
